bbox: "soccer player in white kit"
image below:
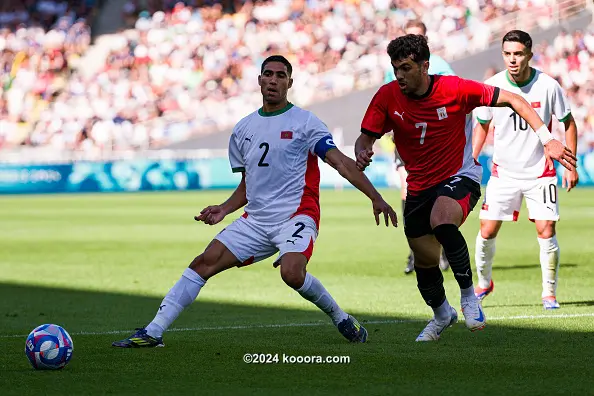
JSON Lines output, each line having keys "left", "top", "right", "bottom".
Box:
{"left": 112, "top": 55, "right": 398, "bottom": 348}
{"left": 472, "top": 31, "right": 579, "bottom": 310}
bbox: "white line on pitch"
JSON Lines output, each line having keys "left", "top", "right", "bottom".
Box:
{"left": 2, "top": 312, "right": 593, "bottom": 339}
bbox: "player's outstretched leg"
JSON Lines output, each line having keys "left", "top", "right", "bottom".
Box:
{"left": 408, "top": 236, "right": 457, "bottom": 342}
{"left": 414, "top": 265, "right": 458, "bottom": 342}
{"left": 398, "top": 168, "right": 415, "bottom": 275}
{"left": 403, "top": 198, "right": 415, "bottom": 275}
{"left": 433, "top": 224, "right": 485, "bottom": 331}
{"left": 536, "top": 221, "right": 561, "bottom": 309}
{"left": 112, "top": 240, "right": 239, "bottom": 348}
{"left": 431, "top": 196, "right": 485, "bottom": 332}
{"left": 439, "top": 249, "right": 450, "bottom": 271}
{"left": 279, "top": 253, "right": 367, "bottom": 343}
{"left": 474, "top": 220, "right": 501, "bottom": 301}
{"left": 404, "top": 250, "right": 415, "bottom": 274}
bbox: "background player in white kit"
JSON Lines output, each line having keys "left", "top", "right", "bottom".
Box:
{"left": 112, "top": 55, "right": 398, "bottom": 348}
{"left": 472, "top": 30, "right": 579, "bottom": 310}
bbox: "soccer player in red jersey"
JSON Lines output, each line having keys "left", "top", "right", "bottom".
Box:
{"left": 354, "top": 34, "right": 577, "bottom": 341}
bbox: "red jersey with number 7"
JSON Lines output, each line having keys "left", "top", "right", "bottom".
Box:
{"left": 361, "top": 75, "right": 500, "bottom": 194}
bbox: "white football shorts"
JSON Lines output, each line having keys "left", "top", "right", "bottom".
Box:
{"left": 215, "top": 214, "right": 318, "bottom": 267}
{"left": 480, "top": 175, "right": 559, "bottom": 222}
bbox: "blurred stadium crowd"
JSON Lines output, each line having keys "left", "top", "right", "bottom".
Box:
{"left": 0, "top": 0, "right": 592, "bottom": 155}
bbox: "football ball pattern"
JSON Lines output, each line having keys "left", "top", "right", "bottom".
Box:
{"left": 25, "top": 324, "right": 73, "bottom": 370}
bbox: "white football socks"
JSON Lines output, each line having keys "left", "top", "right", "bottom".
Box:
{"left": 297, "top": 272, "right": 348, "bottom": 325}
{"left": 434, "top": 298, "right": 454, "bottom": 323}
{"left": 145, "top": 268, "right": 206, "bottom": 338}
{"left": 537, "top": 236, "right": 560, "bottom": 298}
{"left": 460, "top": 286, "right": 476, "bottom": 299}
{"left": 475, "top": 233, "right": 497, "bottom": 289}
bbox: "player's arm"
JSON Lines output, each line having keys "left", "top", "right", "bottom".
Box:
{"left": 493, "top": 89, "right": 577, "bottom": 170}
{"left": 472, "top": 105, "right": 493, "bottom": 160}
{"left": 324, "top": 148, "right": 397, "bottom": 227}
{"left": 552, "top": 82, "right": 579, "bottom": 191}
{"left": 472, "top": 120, "right": 490, "bottom": 160}
{"left": 218, "top": 173, "right": 248, "bottom": 215}
{"left": 354, "top": 133, "right": 377, "bottom": 171}
{"left": 562, "top": 114, "right": 579, "bottom": 191}
{"left": 196, "top": 132, "right": 248, "bottom": 225}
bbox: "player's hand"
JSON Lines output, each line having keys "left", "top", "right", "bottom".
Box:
{"left": 372, "top": 196, "right": 398, "bottom": 227}
{"left": 356, "top": 149, "right": 374, "bottom": 171}
{"left": 544, "top": 140, "right": 577, "bottom": 171}
{"left": 562, "top": 168, "right": 579, "bottom": 192}
{"left": 194, "top": 205, "right": 226, "bottom": 225}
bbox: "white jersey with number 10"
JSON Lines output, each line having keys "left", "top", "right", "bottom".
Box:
{"left": 474, "top": 68, "right": 571, "bottom": 180}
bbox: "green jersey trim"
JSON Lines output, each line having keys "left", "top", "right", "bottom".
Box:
{"left": 258, "top": 103, "right": 294, "bottom": 117}
{"left": 505, "top": 68, "right": 536, "bottom": 87}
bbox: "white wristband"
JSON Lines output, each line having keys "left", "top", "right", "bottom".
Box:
{"left": 535, "top": 125, "right": 553, "bottom": 145}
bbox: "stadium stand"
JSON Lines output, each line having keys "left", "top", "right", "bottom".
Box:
{"left": 534, "top": 26, "right": 594, "bottom": 153}
{"left": 0, "top": 0, "right": 97, "bottom": 150}
{"left": 0, "top": 0, "right": 590, "bottom": 156}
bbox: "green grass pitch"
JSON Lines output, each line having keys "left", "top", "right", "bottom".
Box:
{"left": 1, "top": 188, "right": 593, "bottom": 395}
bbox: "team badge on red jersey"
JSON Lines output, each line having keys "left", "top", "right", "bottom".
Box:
{"left": 437, "top": 107, "right": 448, "bottom": 120}
{"left": 280, "top": 131, "right": 293, "bottom": 139}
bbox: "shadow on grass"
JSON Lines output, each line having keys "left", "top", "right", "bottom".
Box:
{"left": 555, "top": 300, "right": 594, "bottom": 307}
{"left": 0, "top": 282, "right": 593, "bottom": 396}
{"left": 495, "top": 263, "right": 578, "bottom": 271}
{"left": 470, "top": 299, "right": 594, "bottom": 309}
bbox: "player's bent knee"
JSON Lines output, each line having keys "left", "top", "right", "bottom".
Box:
{"left": 480, "top": 220, "right": 501, "bottom": 239}
{"left": 408, "top": 239, "right": 440, "bottom": 269}
{"left": 410, "top": 253, "right": 439, "bottom": 269}
{"left": 189, "top": 254, "right": 220, "bottom": 279}
{"left": 189, "top": 240, "right": 236, "bottom": 280}
{"left": 536, "top": 222, "right": 556, "bottom": 239}
{"left": 279, "top": 254, "right": 307, "bottom": 289}
{"left": 413, "top": 255, "right": 439, "bottom": 269}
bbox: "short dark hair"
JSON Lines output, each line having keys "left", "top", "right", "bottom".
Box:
{"left": 261, "top": 55, "right": 292, "bottom": 76}
{"left": 405, "top": 20, "right": 427, "bottom": 36}
{"left": 502, "top": 30, "right": 532, "bottom": 51}
{"left": 387, "top": 34, "right": 430, "bottom": 63}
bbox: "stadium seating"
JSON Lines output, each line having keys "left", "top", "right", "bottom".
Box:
{"left": 0, "top": 0, "right": 96, "bottom": 150}
{"left": 0, "top": 0, "right": 590, "bottom": 153}
{"left": 532, "top": 27, "right": 594, "bottom": 153}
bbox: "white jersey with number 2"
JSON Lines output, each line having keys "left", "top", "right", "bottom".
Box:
{"left": 228, "top": 103, "right": 336, "bottom": 228}
{"left": 474, "top": 68, "right": 571, "bottom": 180}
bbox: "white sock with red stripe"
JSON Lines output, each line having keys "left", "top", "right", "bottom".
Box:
{"left": 538, "top": 236, "right": 560, "bottom": 298}
{"left": 297, "top": 273, "right": 348, "bottom": 325}
{"left": 475, "top": 233, "right": 496, "bottom": 289}
{"left": 145, "top": 268, "right": 206, "bottom": 338}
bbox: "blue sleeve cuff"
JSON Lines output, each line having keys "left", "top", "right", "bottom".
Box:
{"left": 314, "top": 135, "right": 337, "bottom": 161}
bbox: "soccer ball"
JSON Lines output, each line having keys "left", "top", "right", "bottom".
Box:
{"left": 25, "top": 324, "right": 73, "bottom": 370}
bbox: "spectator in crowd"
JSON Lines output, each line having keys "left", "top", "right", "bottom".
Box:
{"left": 0, "top": 0, "right": 93, "bottom": 149}
{"left": 0, "top": 0, "right": 587, "bottom": 154}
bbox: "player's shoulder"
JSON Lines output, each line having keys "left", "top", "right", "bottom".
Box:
{"left": 295, "top": 107, "right": 331, "bottom": 132}
{"left": 532, "top": 68, "right": 562, "bottom": 89}
{"left": 284, "top": 105, "right": 321, "bottom": 125}
{"left": 369, "top": 81, "right": 403, "bottom": 105}
{"left": 483, "top": 70, "right": 507, "bottom": 86}
{"left": 376, "top": 81, "right": 398, "bottom": 97}
{"left": 432, "top": 75, "right": 465, "bottom": 94}
{"left": 286, "top": 104, "right": 311, "bottom": 118}
{"left": 232, "top": 110, "right": 260, "bottom": 137}
{"left": 434, "top": 74, "right": 468, "bottom": 86}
